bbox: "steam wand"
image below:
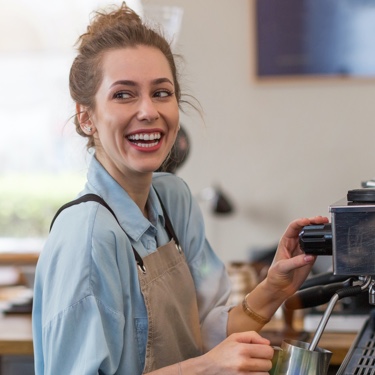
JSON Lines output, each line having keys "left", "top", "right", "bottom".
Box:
{"left": 308, "top": 276, "right": 372, "bottom": 351}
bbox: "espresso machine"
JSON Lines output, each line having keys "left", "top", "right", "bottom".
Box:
{"left": 293, "top": 188, "right": 375, "bottom": 374}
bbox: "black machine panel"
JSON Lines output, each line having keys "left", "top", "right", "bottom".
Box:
{"left": 337, "top": 312, "right": 375, "bottom": 375}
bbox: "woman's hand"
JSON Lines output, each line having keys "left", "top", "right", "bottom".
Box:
{"left": 265, "top": 215, "right": 329, "bottom": 300}
{"left": 199, "top": 331, "right": 273, "bottom": 374}
{"left": 146, "top": 331, "right": 273, "bottom": 375}
{"left": 227, "top": 216, "right": 329, "bottom": 336}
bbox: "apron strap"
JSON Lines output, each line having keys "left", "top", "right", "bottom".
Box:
{"left": 153, "top": 189, "right": 182, "bottom": 253}
{"left": 49, "top": 193, "right": 146, "bottom": 272}
{"left": 50, "top": 194, "right": 114, "bottom": 231}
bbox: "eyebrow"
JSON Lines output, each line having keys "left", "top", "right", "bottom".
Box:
{"left": 110, "top": 78, "right": 174, "bottom": 88}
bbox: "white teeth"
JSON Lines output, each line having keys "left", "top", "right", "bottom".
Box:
{"left": 134, "top": 141, "right": 159, "bottom": 148}
{"left": 127, "top": 132, "right": 161, "bottom": 141}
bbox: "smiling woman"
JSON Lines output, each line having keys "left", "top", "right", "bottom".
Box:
{"left": 0, "top": 0, "right": 186, "bottom": 243}
{"left": 75, "top": 46, "right": 180, "bottom": 187}
{"left": 30, "top": 4, "right": 329, "bottom": 375}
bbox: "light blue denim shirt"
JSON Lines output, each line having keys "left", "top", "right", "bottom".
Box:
{"left": 32, "top": 156, "right": 232, "bottom": 375}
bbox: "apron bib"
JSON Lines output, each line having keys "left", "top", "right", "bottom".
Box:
{"left": 138, "top": 239, "right": 203, "bottom": 373}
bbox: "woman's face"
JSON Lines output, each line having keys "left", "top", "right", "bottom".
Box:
{"left": 86, "top": 46, "right": 179, "bottom": 181}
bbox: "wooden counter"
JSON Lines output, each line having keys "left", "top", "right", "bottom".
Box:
{"left": 315, "top": 331, "right": 356, "bottom": 366}
{"left": 0, "top": 314, "right": 33, "bottom": 356}
{"left": 0, "top": 313, "right": 360, "bottom": 365}
{"left": 0, "top": 253, "right": 39, "bottom": 266}
{"left": 0, "top": 237, "right": 43, "bottom": 266}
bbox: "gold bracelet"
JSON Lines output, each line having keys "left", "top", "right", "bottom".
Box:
{"left": 242, "top": 293, "right": 270, "bottom": 325}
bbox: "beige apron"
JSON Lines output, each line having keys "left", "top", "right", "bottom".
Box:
{"left": 50, "top": 193, "right": 202, "bottom": 373}
{"left": 138, "top": 212, "right": 203, "bottom": 373}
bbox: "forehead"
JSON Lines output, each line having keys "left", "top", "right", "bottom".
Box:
{"left": 100, "top": 46, "right": 174, "bottom": 83}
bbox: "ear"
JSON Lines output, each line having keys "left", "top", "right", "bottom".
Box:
{"left": 76, "top": 104, "right": 95, "bottom": 135}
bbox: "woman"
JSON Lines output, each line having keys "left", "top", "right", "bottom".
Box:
{"left": 32, "top": 3, "right": 328, "bottom": 374}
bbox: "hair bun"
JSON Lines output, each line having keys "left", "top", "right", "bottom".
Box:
{"left": 78, "top": 2, "right": 142, "bottom": 51}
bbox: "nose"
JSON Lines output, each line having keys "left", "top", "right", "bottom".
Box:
{"left": 136, "top": 97, "right": 160, "bottom": 122}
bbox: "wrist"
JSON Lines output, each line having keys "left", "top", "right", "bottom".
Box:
{"left": 179, "top": 355, "right": 210, "bottom": 375}
{"left": 245, "top": 279, "right": 286, "bottom": 320}
{"left": 261, "top": 276, "right": 291, "bottom": 303}
{"left": 242, "top": 293, "right": 270, "bottom": 325}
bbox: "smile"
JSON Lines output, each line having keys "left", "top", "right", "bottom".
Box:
{"left": 126, "top": 132, "right": 162, "bottom": 148}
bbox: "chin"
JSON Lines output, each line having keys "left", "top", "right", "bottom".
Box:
{"left": 137, "top": 164, "right": 163, "bottom": 174}
{"left": 132, "top": 155, "right": 168, "bottom": 174}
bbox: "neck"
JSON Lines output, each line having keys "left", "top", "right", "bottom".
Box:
{"left": 95, "top": 154, "right": 153, "bottom": 218}
{"left": 118, "top": 173, "right": 152, "bottom": 218}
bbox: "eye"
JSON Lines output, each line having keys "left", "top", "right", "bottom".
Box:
{"left": 113, "top": 91, "right": 133, "bottom": 100}
{"left": 154, "top": 89, "right": 174, "bottom": 99}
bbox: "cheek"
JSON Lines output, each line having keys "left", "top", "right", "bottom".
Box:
{"left": 170, "top": 109, "right": 180, "bottom": 134}
{"left": 171, "top": 122, "right": 180, "bottom": 143}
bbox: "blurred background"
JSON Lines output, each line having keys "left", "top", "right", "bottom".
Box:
{"left": 1, "top": 0, "right": 375, "bottom": 266}
{"left": 2, "top": 1, "right": 375, "bottom": 373}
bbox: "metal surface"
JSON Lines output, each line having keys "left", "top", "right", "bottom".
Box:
{"left": 330, "top": 199, "right": 375, "bottom": 276}
{"left": 278, "top": 339, "right": 332, "bottom": 375}
{"left": 309, "top": 294, "right": 339, "bottom": 351}
{"left": 270, "top": 346, "right": 283, "bottom": 375}
{"left": 300, "top": 191, "right": 375, "bottom": 374}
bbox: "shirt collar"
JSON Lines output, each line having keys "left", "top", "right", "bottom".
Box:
{"left": 84, "top": 156, "right": 164, "bottom": 242}
{"left": 148, "top": 184, "right": 165, "bottom": 228}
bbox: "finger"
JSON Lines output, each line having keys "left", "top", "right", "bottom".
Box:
{"left": 232, "top": 331, "right": 271, "bottom": 345}
{"left": 306, "top": 215, "right": 329, "bottom": 224}
{"left": 282, "top": 216, "right": 329, "bottom": 240}
{"left": 242, "top": 357, "right": 273, "bottom": 373}
{"left": 276, "top": 253, "right": 316, "bottom": 274}
{"left": 247, "top": 344, "right": 274, "bottom": 359}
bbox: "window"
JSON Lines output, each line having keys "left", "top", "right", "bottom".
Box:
{"left": 0, "top": 0, "right": 181, "bottom": 242}
{"left": 0, "top": 0, "right": 141, "bottom": 240}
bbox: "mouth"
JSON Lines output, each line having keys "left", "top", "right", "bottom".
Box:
{"left": 126, "top": 132, "right": 162, "bottom": 148}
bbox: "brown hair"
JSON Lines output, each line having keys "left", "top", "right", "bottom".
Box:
{"left": 69, "top": 2, "right": 182, "bottom": 149}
